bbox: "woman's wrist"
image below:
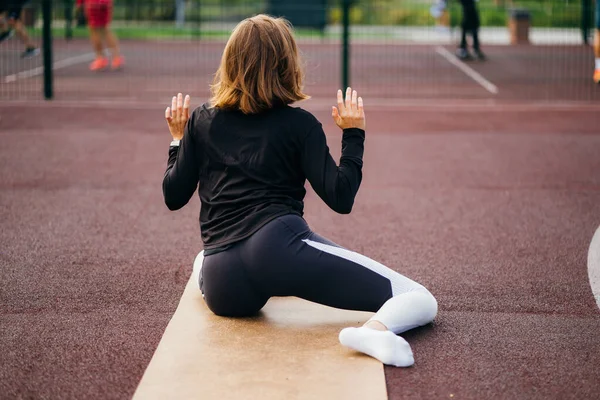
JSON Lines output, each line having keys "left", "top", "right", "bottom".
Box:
{"left": 342, "top": 127, "right": 365, "bottom": 133}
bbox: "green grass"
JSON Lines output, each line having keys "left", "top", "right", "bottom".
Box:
{"left": 102, "top": 0, "right": 582, "bottom": 28}
{"left": 329, "top": 0, "right": 583, "bottom": 28}
{"left": 34, "top": 25, "right": 332, "bottom": 41}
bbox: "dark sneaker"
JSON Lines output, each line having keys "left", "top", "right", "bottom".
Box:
{"left": 473, "top": 48, "right": 487, "bottom": 61}
{"left": 21, "top": 47, "right": 40, "bottom": 58}
{"left": 456, "top": 47, "right": 473, "bottom": 61}
{"left": 0, "top": 29, "right": 13, "bottom": 43}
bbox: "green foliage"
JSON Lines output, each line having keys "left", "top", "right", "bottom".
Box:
{"left": 107, "top": 0, "right": 585, "bottom": 28}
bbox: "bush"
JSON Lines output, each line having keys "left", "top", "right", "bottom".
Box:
{"left": 110, "top": 0, "right": 584, "bottom": 28}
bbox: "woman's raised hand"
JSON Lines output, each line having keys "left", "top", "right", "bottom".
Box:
{"left": 165, "top": 93, "right": 191, "bottom": 140}
{"left": 332, "top": 87, "right": 365, "bottom": 130}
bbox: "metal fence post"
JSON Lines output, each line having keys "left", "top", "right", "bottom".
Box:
{"left": 64, "top": 0, "right": 73, "bottom": 39}
{"left": 341, "top": 0, "right": 350, "bottom": 91}
{"left": 582, "top": 0, "right": 591, "bottom": 45}
{"left": 43, "top": 0, "right": 53, "bottom": 100}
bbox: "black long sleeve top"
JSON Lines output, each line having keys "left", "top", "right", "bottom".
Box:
{"left": 163, "top": 103, "right": 365, "bottom": 250}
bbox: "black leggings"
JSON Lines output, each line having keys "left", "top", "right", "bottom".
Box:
{"left": 460, "top": 0, "right": 481, "bottom": 49}
{"left": 199, "top": 214, "right": 425, "bottom": 317}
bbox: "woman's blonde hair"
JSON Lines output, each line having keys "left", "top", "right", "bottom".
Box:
{"left": 210, "top": 14, "right": 309, "bottom": 114}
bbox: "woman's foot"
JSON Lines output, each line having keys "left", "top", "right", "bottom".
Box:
{"left": 339, "top": 326, "right": 414, "bottom": 367}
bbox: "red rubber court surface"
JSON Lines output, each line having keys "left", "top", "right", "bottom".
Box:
{"left": 1, "top": 98, "right": 599, "bottom": 399}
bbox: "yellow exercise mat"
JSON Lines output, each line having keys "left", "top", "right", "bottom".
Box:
{"left": 133, "top": 269, "right": 387, "bottom": 400}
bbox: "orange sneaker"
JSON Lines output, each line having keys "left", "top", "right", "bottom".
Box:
{"left": 111, "top": 56, "right": 125, "bottom": 70}
{"left": 594, "top": 69, "right": 600, "bottom": 84}
{"left": 89, "top": 57, "right": 109, "bottom": 71}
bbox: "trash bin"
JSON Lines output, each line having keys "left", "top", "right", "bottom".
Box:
{"left": 508, "top": 8, "right": 530, "bottom": 45}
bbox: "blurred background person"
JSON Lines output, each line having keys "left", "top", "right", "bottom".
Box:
{"left": 430, "top": 0, "right": 450, "bottom": 35}
{"left": 0, "top": 1, "right": 39, "bottom": 58}
{"left": 456, "top": 0, "right": 486, "bottom": 61}
{"left": 76, "top": 0, "right": 124, "bottom": 71}
{"left": 594, "top": 0, "right": 600, "bottom": 83}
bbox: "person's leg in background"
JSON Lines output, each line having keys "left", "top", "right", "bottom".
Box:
{"left": 104, "top": 17, "right": 124, "bottom": 70}
{"left": 470, "top": 0, "right": 486, "bottom": 60}
{"left": 88, "top": 26, "right": 108, "bottom": 70}
{"left": 84, "top": 1, "right": 108, "bottom": 71}
{"left": 594, "top": 1, "right": 600, "bottom": 83}
{"left": 456, "top": 0, "right": 473, "bottom": 60}
{"left": 85, "top": 0, "right": 123, "bottom": 71}
{"left": 458, "top": 26, "right": 470, "bottom": 58}
{"left": 457, "top": 0, "right": 486, "bottom": 60}
{"left": 0, "top": 11, "right": 12, "bottom": 42}
{"left": 6, "top": 3, "right": 39, "bottom": 58}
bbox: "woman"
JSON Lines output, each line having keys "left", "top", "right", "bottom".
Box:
{"left": 75, "top": 0, "right": 123, "bottom": 71}
{"left": 162, "top": 14, "right": 437, "bottom": 367}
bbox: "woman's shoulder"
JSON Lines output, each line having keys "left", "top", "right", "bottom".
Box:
{"left": 192, "top": 102, "right": 217, "bottom": 120}
{"left": 190, "top": 102, "right": 320, "bottom": 129}
{"left": 281, "top": 105, "right": 321, "bottom": 127}
{"left": 188, "top": 103, "right": 220, "bottom": 131}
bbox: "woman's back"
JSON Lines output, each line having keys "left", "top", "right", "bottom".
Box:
{"left": 195, "top": 104, "right": 315, "bottom": 247}
{"left": 164, "top": 101, "right": 365, "bottom": 250}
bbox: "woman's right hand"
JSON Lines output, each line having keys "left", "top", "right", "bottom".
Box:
{"left": 165, "top": 93, "right": 191, "bottom": 141}
{"left": 332, "top": 87, "right": 365, "bottom": 130}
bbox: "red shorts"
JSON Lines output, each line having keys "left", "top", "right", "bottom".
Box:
{"left": 85, "top": 0, "right": 113, "bottom": 28}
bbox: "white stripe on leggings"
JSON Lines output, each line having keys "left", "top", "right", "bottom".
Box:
{"left": 302, "top": 239, "right": 425, "bottom": 296}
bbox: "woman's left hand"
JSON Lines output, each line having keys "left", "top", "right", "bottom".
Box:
{"left": 165, "top": 93, "right": 191, "bottom": 141}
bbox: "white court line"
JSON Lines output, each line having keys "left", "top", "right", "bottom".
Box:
{"left": 588, "top": 225, "right": 600, "bottom": 309}
{"left": 435, "top": 46, "right": 499, "bottom": 95}
{"left": 3, "top": 53, "right": 96, "bottom": 84}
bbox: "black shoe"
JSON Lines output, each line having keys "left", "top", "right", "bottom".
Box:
{"left": 456, "top": 47, "right": 473, "bottom": 61}
{"left": 473, "top": 48, "right": 487, "bottom": 61}
{"left": 21, "top": 47, "right": 40, "bottom": 58}
{"left": 0, "top": 29, "right": 13, "bottom": 43}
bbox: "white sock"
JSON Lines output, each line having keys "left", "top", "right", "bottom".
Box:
{"left": 192, "top": 250, "right": 204, "bottom": 291}
{"left": 339, "top": 327, "right": 414, "bottom": 367}
{"left": 596, "top": 58, "right": 600, "bottom": 70}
